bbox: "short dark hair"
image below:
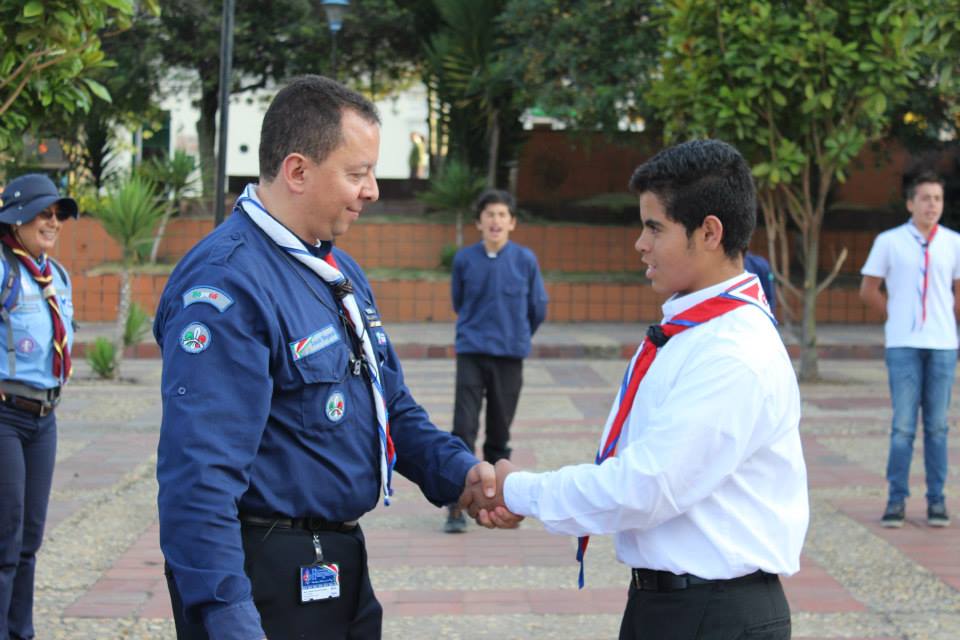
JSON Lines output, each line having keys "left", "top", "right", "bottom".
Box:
{"left": 474, "top": 189, "right": 515, "bottom": 220}
{"left": 628, "top": 139, "right": 756, "bottom": 258}
{"left": 259, "top": 75, "right": 380, "bottom": 182}
{"left": 905, "top": 170, "right": 945, "bottom": 201}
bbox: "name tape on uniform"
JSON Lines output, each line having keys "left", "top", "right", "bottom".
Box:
{"left": 290, "top": 324, "right": 340, "bottom": 361}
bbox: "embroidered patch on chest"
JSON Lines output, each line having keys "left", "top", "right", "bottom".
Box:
{"left": 363, "top": 306, "right": 382, "bottom": 327}
{"left": 179, "top": 322, "right": 212, "bottom": 354}
{"left": 15, "top": 336, "right": 36, "bottom": 354}
{"left": 290, "top": 324, "right": 340, "bottom": 361}
{"left": 325, "top": 390, "right": 346, "bottom": 422}
{"left": 182, "top": 286, "right": 234, "bottom": 312}
{"left": 375, "top": 330, "right": 387, "bottom": 345}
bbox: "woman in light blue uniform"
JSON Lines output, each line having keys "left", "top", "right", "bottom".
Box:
{"left": 0, "top": 174, "right": 77, "bottom": 640}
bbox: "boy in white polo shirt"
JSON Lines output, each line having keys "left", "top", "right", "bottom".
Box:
{"left": 860, "top": 171, "right": 960, "bottom": 528}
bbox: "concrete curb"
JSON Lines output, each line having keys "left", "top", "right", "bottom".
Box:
{"left": 70, "top": 340, "right": 887, "bottom": 361}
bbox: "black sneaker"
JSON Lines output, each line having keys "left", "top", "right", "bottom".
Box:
{"left": 444, "top": 505, "right": 467, "bottom": 533}
{"left": 881, "top": 501, "right": 905, "bottom": 528}
{"left": 928, "top": 502, "right": 950, "bottom": 528}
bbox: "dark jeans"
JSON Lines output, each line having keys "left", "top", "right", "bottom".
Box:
{"left": 167, "top": 523, "right": 381, "bottom": 639}
{"left": 0, "top": 405, "right": 57, "bottom": 640}
{"left": 452, "top": 354, "right": 523, "bottom": 463}
{"left": 619, "top": 572, "right": 791, "bottom": 640}
{"left": 885, "top": 347, "right": 956, "bottom": 505}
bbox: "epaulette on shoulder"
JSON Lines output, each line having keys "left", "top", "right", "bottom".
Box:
{"left": 207, "top": 230, "right": 246, "bottom": 266}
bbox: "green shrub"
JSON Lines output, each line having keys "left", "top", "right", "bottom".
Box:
{"left": 124, "top": 302, "right": 151, "bottom": 348}
{"left": 439, "top": 243, "right": 458, "bottom": 270}
{"left": 86, "top": 337, "right": 117, "bottom": 379}
{"left": 418, "top": 159, "right": 485, "bottom": 214}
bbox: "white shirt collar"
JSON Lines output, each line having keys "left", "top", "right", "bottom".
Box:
{"left": 661, "top": 272, "right": 753, "bottom": 321}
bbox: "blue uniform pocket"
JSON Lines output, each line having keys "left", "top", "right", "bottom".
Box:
{"left": 294, "top": 343, "right": 351, "bottom": 432}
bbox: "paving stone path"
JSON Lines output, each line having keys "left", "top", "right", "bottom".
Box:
{"left": 31, "top": 357, "right": 959, "bottom": 639}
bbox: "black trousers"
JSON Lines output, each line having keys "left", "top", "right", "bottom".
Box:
{"left": 452, "top": 353, "right": 523, "bottom": 463}
{"left": 166, "top": 524, "right": 382, "bottom": 639}
{"left": 0, "top": 405, "right": 56, "bottom": 640}
{"left": 619, "top": 572, "right": 791, "bottom": 640}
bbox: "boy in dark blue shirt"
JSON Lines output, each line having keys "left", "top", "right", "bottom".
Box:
{"left": 744, "top": 251, "right": 776, "bottom": 315}
{"left": 445, "top": 190, "right": 548, "bottom": 532}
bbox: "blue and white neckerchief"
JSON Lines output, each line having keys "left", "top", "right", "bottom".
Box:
{"left": 907, "top": 221, "right": 938, "bottom": 331}
{"left": 236, "top": 184, "right": 396, "bottom": 505}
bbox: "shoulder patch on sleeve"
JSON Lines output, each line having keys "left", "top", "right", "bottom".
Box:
{"left": 182, "top": 286, "right": 234, "bottom": 312}
{"left": 179, "top": 322, "right": 212, "bottom": 354}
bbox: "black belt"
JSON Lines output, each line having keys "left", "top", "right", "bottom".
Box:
{"left": 631, "top": 569, "right": 772, "bottom": 592}
{"left": 1, "top": 394, "right": 57, "bottom": 417}
{"left": 239, "top": 513, "right": 359, "bottom": 533}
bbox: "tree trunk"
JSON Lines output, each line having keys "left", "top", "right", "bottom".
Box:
{"left": 486, "top": 108, "right": 500, "bottom": 188}
{"left": 799, "top": 230, "right": 820, "bottom": 381}
{"left": 196, "top": 84, "right": 219, "bottom": 201}
{"left": 114, "top": 266, "right": 131, "bottom": 378}
{"left": 455, "top": 210, "right": 463, "bottom": 248}
{"left": 149, "top": 206, "right": 174, "bottom": 263}
{"left": 426, "top": 81, "right": 435, "bottom": 175}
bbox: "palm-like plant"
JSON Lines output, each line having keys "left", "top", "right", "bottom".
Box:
{"left": 92, "top": 175, "right": 166, "bottom": 368}
{"left": 140, "top": 150, "right": 199, "bottom": 263}
{"left": 425, "top": 0, "right": 516, "bottom": 187}
{"left": 418, "top": 158, "right": 485, "bottom": 247}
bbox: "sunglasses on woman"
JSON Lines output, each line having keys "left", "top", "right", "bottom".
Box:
{"left": 34, "top": 206, "right": 71, "bottom": 222}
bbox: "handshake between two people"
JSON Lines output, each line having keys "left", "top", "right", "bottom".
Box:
{"left": 458, "top": 459, "right": 524, "bottom": 529}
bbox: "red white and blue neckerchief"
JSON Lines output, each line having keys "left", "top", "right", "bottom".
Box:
{"left": 236, "top": 184, "right": 397, "bottom": 505}
{"left": 907, "top": 221, "right": 938, "bottom": 331}
{"left": 575, "top": 274, "right": 774, "bottom": 588}
{"left": 1, "top": 233, "right": 71, "bottom": 382}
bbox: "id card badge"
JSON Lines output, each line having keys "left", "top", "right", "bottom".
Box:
{"left": 300, "top": 563, "right": 340, "bottom": 602}
{"left": 300, "top": 532, "right": 340, "bottom": 602}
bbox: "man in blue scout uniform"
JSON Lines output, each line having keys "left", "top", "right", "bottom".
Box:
{"left": 155, "top": 76, "right": 500, "bottom": 640}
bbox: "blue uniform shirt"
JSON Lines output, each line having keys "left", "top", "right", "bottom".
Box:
{"left": 743, "top": 252, "right": 777, "bottom": 314}
{"left": 0, "top": 255, "right": 74, "bottom": 389}
{"left": 154, "top": 209, "right": 477, "bottom": 640}
{"left": 452, "top": 241, "right": 548, "bottom": 358}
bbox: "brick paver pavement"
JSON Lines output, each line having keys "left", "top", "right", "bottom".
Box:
{"left": 30, "top": 354, "right": 960, "bottom": 639}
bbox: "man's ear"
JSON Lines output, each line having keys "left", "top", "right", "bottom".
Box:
{"left": 279, "top": 153, "right": 309, "bottom": 195}
{"left": 701, "top": 215, "right": 724, "bottom": 251}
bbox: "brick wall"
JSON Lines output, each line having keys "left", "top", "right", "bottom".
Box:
{"left": 54, "top": 217, "right": 886, "bottom": 324}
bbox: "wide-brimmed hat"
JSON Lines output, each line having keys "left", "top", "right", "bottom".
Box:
{"left": 0, "top": 173, "right": 79, "bottom": 225}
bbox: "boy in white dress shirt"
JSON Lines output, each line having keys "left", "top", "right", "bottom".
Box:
{"left": 463, "top": 139, "right": 809, "bottom": 640}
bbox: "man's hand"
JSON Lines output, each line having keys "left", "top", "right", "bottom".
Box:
{"left": 458, "top": 461, "right": 497, "bottom": 517}
{"left": 465, "top": 459, "right": 524, "bottom": 529}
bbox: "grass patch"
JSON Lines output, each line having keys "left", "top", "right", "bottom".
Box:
{"left": 366, "top": 268, "right": 451, "bottom": 281}
{"left": 543, "top": 270, "right": 646, "bottom": 283}
{"left": 574, "top": 192, "right": 638, "bottom": 209}
{"left": 85, "top": 262, "right": 176, "bottom": 276}
{"left": 366, "top": 267, "right": 645, "bottom": 283}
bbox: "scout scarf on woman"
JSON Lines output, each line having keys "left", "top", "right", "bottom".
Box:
{"left": 1, "top": 233, "right": 71, "bottom": 382}
{"left": 576, "top": 274, "right": 774, "bottom": 587}
{"left": 236, "top": 184, "right": 397, "bottom": 505}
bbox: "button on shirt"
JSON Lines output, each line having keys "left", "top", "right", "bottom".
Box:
{"left": 452, "top": 241, "right": 548, "bottom": 358}
{"left": 0, "top": 256, "right": 74, "bottom": 389}
{"left": 504, "top": 274, "right": 808, "bottom": 579}
{"left": 155, "top": 210, "right": 477, "bottom": 640}
{"left": 861, "top": 222, "right": 960, "bottom": 349}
